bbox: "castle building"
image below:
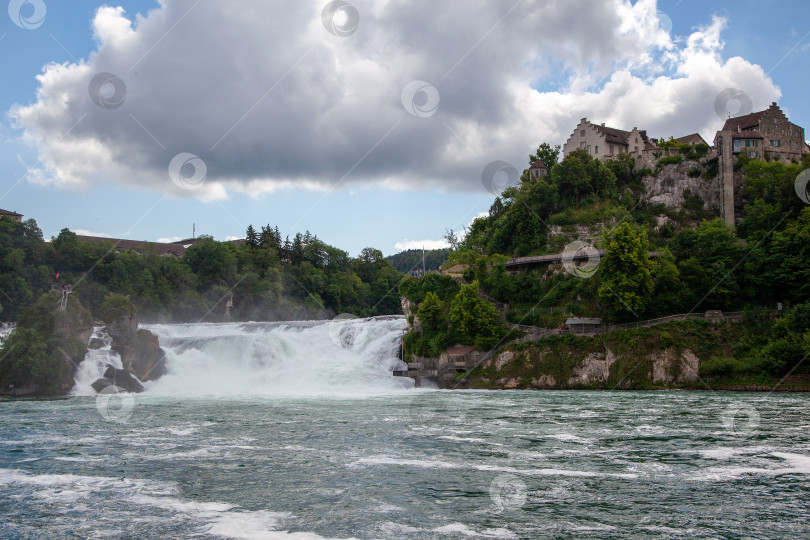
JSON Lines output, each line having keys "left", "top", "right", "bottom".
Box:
{"left": 713, "top": 102, "right": 805, "bottom": 163}
{"left": 715, "top": 102, "right": 808, "bottom": 228}
{"left": 528, "top": 159, "right": 549, "bottom": 179}
{"left": 0, "top": 209, "right": 23, "bottom": 223}
{"left": 563, "top": 118, "right": 654, "bottom": 159}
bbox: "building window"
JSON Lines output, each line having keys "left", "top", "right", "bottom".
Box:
{"left": 610, "top": 145, "right": 614, "bottom": 154}
{"left": 745, "top": 140, "right": 750, "bottom": 147}
{"left": 580, "top": 130, "right": 585, "bottom": 137}
{"left": 754, "top": 140, "right": 759, "bottom": 147}
{"left": 580, "top": 141, "right": 586, "bottom": 148}
{"left": 595, "top": 145, "right": 599, "bottom": 154}
{"left": 750, "top": 151, "right": 758, "bottom": 158}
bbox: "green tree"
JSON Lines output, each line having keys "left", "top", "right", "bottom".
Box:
{"left": 448, "top": 282, "right": 501, "bottom": 348}
{"left": 597, "top": 222, "right": 654, "bottom": 321}
{"left": 245, "top": 225, "right": 259, "bottom": 248}
{"left": 417, "top": 291, "right": 445, "bottom": 332}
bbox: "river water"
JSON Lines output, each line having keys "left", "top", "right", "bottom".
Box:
{"left": 1, "top": 318, "right": 809, "bottom": 539}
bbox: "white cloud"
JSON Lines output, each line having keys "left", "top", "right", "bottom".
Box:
{"left": 394, "top": 239, "right": 450, "bottom": 251}
{"left": 9, "top": 0, "right": 780, "bottom": 199}
{"left": 73, "top": 229, "right": 112, "bottom": 238}
{"left": 156, "top": 236, "right": 184, "bottom": 243}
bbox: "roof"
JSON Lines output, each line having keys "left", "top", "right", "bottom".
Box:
{"left": 565, "top": 318, "right": 602, "bottom": 325}
{"left": 593, "top": 123, "right": 631, "bottom": 144}
{"left": 529, "top": 159, "right": 547, "bottom": 170}
{"left": 0, "top": 209, "right": 22, "bottom": 217}
{"left": 675, "top": 133, "right": 708, "bottom": 146}
{"left": 732, "top": 130, "right": 763, "bottom": 139}
{"left": 447, "top": 345, "right": 476, "bottom": 356}
{"left": 76, "top": 235, "right": 189, "bottom": 256}
{"left": 721, "top": 110, "right": 767, "bottom": 132}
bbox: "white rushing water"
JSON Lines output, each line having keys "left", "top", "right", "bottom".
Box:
{"left": 73, "top": 316, "right": 411, "bottom": 397}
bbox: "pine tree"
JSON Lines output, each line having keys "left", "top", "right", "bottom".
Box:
{"left": 245, "top": 225, "right": 259, "bottom": 248}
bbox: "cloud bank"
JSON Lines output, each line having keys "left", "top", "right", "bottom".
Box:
{"left": 10, "top": 0, "right": 780, "bottom": 200}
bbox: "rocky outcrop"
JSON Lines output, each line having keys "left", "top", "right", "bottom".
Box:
{"left": 651, "top": 348, "right": 699, "bottom": 383}
{"left": 125, "top": 329, "right": 167, "bottom": 381}
{"left": 401, "top": 296, "right": 422, "bottom": 332}
{"left": 0, "top": 292, "right": 93, "bottom": 396}
{"left": 106, "top": 313, "right": 166, "bottom": 383}
{"left": 642, "top": 161, "right": 721, "bottom": 210}
{"left": 460, "top": 340, "right": 706, "bottom": 390}
{"left": 568, "top": 348, "right": 617, "bottom": 385}
{"left": 92, "top": 365, "right": 145, "bottom": 393}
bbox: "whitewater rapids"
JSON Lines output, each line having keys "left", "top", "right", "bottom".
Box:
{"left": 73, "top": 316, "right": 412, "bottom": 397}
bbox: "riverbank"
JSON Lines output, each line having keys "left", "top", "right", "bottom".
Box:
{"left": 408, "top": 318, "right": 810, "bottom": 391}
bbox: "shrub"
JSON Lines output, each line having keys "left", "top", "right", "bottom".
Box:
{"left": 657, "top": 155, "right": 683, "bottom": 167}
{"left": 99, "top": 293, "right": 136, "bottom": 324}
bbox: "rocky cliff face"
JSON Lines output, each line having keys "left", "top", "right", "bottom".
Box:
{"left": 642, "top": 160, "right": 721, "bottom": 211}
{"left": 401, "top": 296, "right": 422, "bottom": 332}
{"left": 462, "top": 343, "right": 702, "bottom": 390}
{"left": 105, "top": 310, "right": 166, "bottom": 382}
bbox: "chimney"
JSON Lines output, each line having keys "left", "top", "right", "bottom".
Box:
{"left": 581, "top": 118, "right": 587, "bottom": 123}
{"left": 601, "top": 123, "right": 605, "bottom": 126}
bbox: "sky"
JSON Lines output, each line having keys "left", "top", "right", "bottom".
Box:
{"left": 1, "top": 0, "right": 808, "bottom": 257}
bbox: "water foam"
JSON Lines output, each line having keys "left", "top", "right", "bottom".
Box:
{"left": 72, "top": 317, "right": 410, "bottom": 397}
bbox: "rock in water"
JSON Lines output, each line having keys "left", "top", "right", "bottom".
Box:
{"left": 106, "top": 308, "right": 167, "bottom": 382}
{"left": 88, "top": 337, "right": 107, "bottom": 350}
{"left": 91, "top": 377, "right": 114, "bottom": 393}
{"left": 128, "top": 329, "right": 167, "bottom": 382}
{"left": 102, "top": 366, "right": 145, "bottom": 393}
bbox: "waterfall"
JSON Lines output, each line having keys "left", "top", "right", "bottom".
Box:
{"left": 73, "top": 316, "right": 411, "bottom": 397}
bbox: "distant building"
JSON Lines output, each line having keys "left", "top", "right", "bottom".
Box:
{"left": 675, "top": 133, "right": 709, "bottom": 147}
{"left": 714, "top": 102, "right": 806, "bottom": 163}
{"left": 76, "top": 235, "right": 190, "bottom": 257}
{"left": 563, "top": 118, "right": 654, "bottom": 159}
{"left": 528, "top": 159, "right": 549, "bottom": 180}
{"left": 565, "top": 317, "right": 602, "bottom": 335}
{"left": 0, "top": 208, "right": 23, "bottom": 223}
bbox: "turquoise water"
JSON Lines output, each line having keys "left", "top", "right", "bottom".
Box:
{"left": 2, "top": 390, "right": 810, "bottom": 539}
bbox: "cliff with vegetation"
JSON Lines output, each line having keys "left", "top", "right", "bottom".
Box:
{"left": 0, "top": 292, "right": 93, "bottom": 396}
{"left": 400, "top": 142, "right": 810, "bottom": 389}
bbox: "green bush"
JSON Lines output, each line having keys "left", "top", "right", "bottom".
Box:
{"left": 657, "top": 155, "right": 683, "bottom": 167}
{"left": 99, "top": 293, "right": 136, "bottom": 324}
